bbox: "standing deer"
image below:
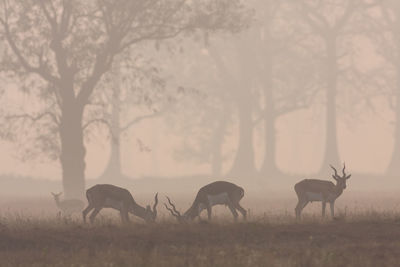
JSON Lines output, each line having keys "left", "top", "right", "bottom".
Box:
{"left": 165, "top": 181, "right": 247, "bottom": 222}
{"left": 51, "top": 192, "right": 85, "bottom": 215}
{"left": 294, "top": 163, "right": 351, "bottom": 219}
{"left": 82, "top": 184, "right": 158, "bottom": 224}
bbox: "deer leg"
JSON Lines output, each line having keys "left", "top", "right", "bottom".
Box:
{"left": 120, "top": 206, "right": 130, "bottom": 224}
{"left": 228, "top": 204, "right": 239, "bottom": 222}
{"left": 295, "top": 201, "right": 301, "bottom": 219}
{"left": 234, "top": 203, "right": 247, "bottom": 220}
{"left": 322, "top": 201, "right": 326, "bottom": 217}
{"left": 120, "top": 211, "right": 130, "bottom": 224}
{"left": 82, "top": 205, "right": 94, "bottom": 223}
{"left": 295, "top": 199, "right": 308, "bottom": 219}
{"left": 120, "top": 211, "right": 126, "bottom": 224}
{"left": 89, "top": 208, "right": 101, "bottom": 224}
{"left": 330, "top": 202, "right": 335, "bottom": 218}
{"left": 206, "top": 205, "right": 212, "bottom": 221}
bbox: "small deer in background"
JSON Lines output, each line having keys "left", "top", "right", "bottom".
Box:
{"left": 294, "top": 163, "right": 351, "bottom": 219}
{"left": 51, "top": 192, "right": 85, "bottom": 216}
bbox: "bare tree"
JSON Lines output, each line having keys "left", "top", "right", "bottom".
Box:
{"left": 0, "top": 0, "right": 250, "bottom": 198}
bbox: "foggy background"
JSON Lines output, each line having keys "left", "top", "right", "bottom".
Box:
{"left": 0, "top": 0, "right": 398, "bottom": 212}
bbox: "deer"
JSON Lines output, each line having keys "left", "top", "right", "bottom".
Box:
{"left": 51, "top": 192, "right": 85, "bottom": 215}
{"left": 165, "top": 181, "right": 247, "bottom": 222}
{"left": 82, "top": 184, "right": 158, "bottom": 224}
{"left": 294, "top": 163, "right": 351, "bottom": 219}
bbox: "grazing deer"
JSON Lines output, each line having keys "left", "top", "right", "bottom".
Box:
{"left": 82, "top": 184, "right": 158, "bottom": 224}
{"left": 294, "top": 163, "right": 351, "bottom": 219}
{"left": 165, "top": 181, "right": 247, "bottom": 222}
{"left": 51, "top": 192, "right": 85, "bottom": 215}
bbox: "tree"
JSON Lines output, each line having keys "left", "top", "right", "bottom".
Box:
{"left": 0, "top": 0, "right": 249, "bottom": 198}
{"left": 206, "top": 36, "right": 259, "bottom": 177}
{"left": 92, "top": 54, "right": 175, "bottom": 180}
{"left": 207, "top": 1, "right": 318, "bottom": 177}
{"left": 295, "top": 0, "right": 375, "bottom": 174}
{"left": 370, "top": 1, "right": 400, "bottom": 175}
{"left": 162, "top": 42, "right": 233, "bottom": 177}
{"left": 250, "top": 0, "right": 319, "bottom": 176}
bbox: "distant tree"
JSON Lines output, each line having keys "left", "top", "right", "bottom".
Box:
{"left": 87, "top": 54, "right": 174, "bottom": 180}
{"left": 252, "top": 0, "right": 319, "bottom": 176}
{"left": 205, "top": 35, "right": 259, "bottom": 177}
{"left": 366, "top": 1, "right": 400, "bottom": 175}
{"left": 0, "top": 0, "right": 250, "bottom": 198}
{"left": 295, "top": 0, "right": 376, "bottom": 174}
{"left": 206, "top": 1, "right": 319, "bottom": 178}
{"left": 160, "top": 42, "right": 232, "bottom": 177}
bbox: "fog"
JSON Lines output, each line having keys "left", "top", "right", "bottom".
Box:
{"left": 0, "top": 0, "right": 398, "bottom": 204}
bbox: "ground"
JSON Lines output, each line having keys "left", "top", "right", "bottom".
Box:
{"left": 0, "top": 216, "right": 400, "bottom": 267}
{"left": 1, "top": 191, "right": 400, "bottom": 267}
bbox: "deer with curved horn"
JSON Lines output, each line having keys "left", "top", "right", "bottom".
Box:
{"left": 82, "top": 184, "right": 158, "bottom": 224}
{"left": 294, "top": 163, "right": 351, "bottom": 219}
{"left": 165, "top": 181, "right": 247, "bottom": 222}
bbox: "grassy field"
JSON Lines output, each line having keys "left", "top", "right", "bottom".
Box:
{"left": 0, "top": 193, "right": 400, "bottom": 267}
{"left": 0, "top": 213, "right": 399, "bottom": 267}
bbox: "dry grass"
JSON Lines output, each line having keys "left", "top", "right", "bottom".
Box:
{"left": 0, "top": 212, "right": 399, "bottom": 267}
{"left": 0, "top": 193, "right": 400, "bottom": 267}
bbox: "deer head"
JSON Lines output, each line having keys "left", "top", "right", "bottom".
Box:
{"left": 51, "top": 192, "right": 62, "bottom": 202}
{"left": 330, "top": 163, "right": 351, "bottom": 190}
{"left": 164, "top": 196, "right": 188, "bottom": 222}
{"left": 143, "top": 193, "right": 158, "bottom": 223}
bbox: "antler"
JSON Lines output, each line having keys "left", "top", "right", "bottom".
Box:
{"left": 152, "top": 193, "right": 158, "bottom": 216}
{"left": 164, "top": 196, "right": 181, "bottom": 218}
{"left": 330, "top": 165, "right": 338, "bottom": 178}
{"left": 342, "top": 162, "right": 346, "bottom": 176}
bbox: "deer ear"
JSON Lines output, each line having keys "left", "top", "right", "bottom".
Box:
{"left": 346, "top": 174, "right": 351, "bottom": 180}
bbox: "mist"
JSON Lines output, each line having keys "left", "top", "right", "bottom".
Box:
{"left": 2, "top": 1, "right": 400, "bottom": 266}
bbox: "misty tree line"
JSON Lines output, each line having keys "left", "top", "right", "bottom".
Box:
{"left": 0, "top": 0, "right": 398, "bottom": 198}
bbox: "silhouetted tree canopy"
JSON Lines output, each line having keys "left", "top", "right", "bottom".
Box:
{"left": 0, "top": 0, "right": 251, "bottom": 197}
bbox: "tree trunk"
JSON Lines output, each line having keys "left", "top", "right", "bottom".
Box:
{"left": 101, "top": 90, "right": 122, "bottom": 179}
{"left": 386, "top": 74, "right": 400, "bottom": 175}
{"left": 210, "top": 107, "right": 229, "bottom": 176}
{"left": 101, "top": 133, "right": 122, "bottom": 179}
{"left": 228, "top": 100, "right": 256, "bottom": 177}
{"left": 260, "top": 106, "right": 278, "bottom": 175}
{"left": 59, "top": 102, "right": 86, "bottom": 199}
{"left": 320, "top": 36, "right": 340, "bottom": 173}
{"left": 259, "top": 48, "right": 278, "bottom": 176}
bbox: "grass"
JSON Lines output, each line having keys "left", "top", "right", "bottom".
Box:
{"left": 0, "top": 212, "right": 400, "bottom": 267}
{"left": 0, "top": 192, "right": 400, "bottom": 267}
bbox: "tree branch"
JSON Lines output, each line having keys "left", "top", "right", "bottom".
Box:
{"left": 7, "top": 111, "right": 60, "bottom": 126}
{"left": 0, "top": 14, "right": 60, "bottom": 85}
{"left": 120, "top": 112, "right": 163, "bottom": 133}
{"left": 82, "top": 118, "right": 111, "bottom": 132}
